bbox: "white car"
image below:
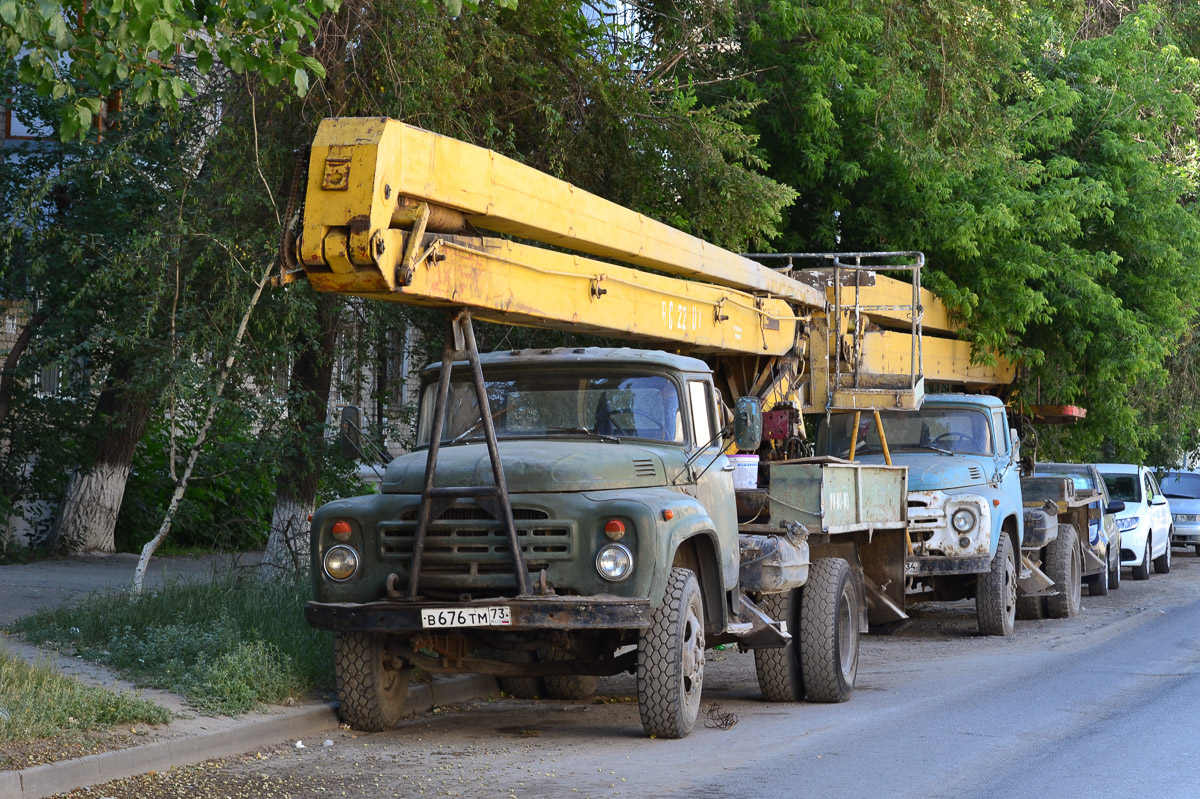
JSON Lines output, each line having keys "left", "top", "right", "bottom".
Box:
{"left": 1096, "top": 463, "right": 1173, "bottom": 579}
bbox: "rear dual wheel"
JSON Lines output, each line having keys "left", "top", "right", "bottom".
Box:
{"left": 755, "top": 558, "right": 859, "bottom": 704}
{"left": 1044, "top": 524, "right": 1082, "bottom": 619}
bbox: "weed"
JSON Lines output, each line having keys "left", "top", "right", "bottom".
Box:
{"left": 10, "top": 573, "right": 333, "bottom": 715}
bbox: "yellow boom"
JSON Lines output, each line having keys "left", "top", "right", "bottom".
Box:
{"left": 291, "top": 117, "right": 1016, "bottom": 412}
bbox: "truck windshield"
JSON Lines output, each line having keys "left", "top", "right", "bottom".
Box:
{"left": 415, "top": 371, "right": 684, "bottom": 446}
{"left": 820, "top": 407, "right": 994, "bottom": 457}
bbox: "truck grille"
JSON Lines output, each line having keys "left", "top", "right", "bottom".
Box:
{"left": 378, "top": 504, "right": 573, "bottom": 577}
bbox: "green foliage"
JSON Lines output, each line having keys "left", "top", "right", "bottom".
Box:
{"left": 0, "top": 652, "right": 170, "bottom": 748}
{"left": 736, "top": 1, "right": 1200, "bottom": 464}
{"left": 114, "top": 415, "right": 278, "bottom": 553}
{"left": 11, "top": 573, "right": 333, "bottom": 714}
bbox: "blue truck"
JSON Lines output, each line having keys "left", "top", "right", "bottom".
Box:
{"left": 816, "top": 394, "right": 1090, "bottom": 635}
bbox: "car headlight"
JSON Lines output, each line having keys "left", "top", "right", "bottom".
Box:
{"left": 1175, "top": 513, "right": 1200, "bottom": 523}
{"left": 951, "top": 508, "right": 977, "bottom": 534}
{"left": 1116, "top": 517, "right": 1140, "bottom": 532}
{"left": 323, "top": 545, "right": 360, "bottom": 581}
{"left": 595, "top": 543, "right": 633, "bottom": 582}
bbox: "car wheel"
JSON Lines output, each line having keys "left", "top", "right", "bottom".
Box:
{"left": 1133, "top": 538, "right": 1151, "bottom": 581}
{"left": 1087, "top": 554, "right": 1109, "bottom": 596}
{"left": 1109, "top": 541, "right": 1121, "bottom": 590}
{"left": 1154, "top": 535, "right": 1172, "bottom": 574}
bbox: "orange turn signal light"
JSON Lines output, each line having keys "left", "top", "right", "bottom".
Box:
{"left": 604, "top": 520, "right": 626, "bottom": 540}
{"left": 662, "top": 509, "right": 674, "bottom": 521}
{"left": 331, "top": 520, "right": 353, "bottom": 541}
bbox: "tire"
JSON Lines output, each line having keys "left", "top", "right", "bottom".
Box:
{"left": 1154, "top": 534, "right": 1172, "bottom": 574}
{"left": 976, "top": 533, "right": 1017, "bottom": 636}
{"left": 542, "top": 647, "right": 599, "bottom": 700}
{"left": 754, "top": 589, "right": 804, "bottom": 702}
{"left": 1194, "top": 544, "right": 1200, "bottom": 558}
{"left": 638, "top": 567, "right": 706, "bottom": 738}
{"left": 799, "top": 558, "right": 859, "bottom": 703}
{"left": 1087, "top": 556, "right": 1109, "bottom": 596}
{"left": 488, "top": 649, "right": 542, "bottom": 699}
{"left": 335, "top": 632, "right": 410, "bottom": 732}
{"left": 1016, "top": 593, "right": 1044, "bottom": 620}
{"left": 1133, "top": 538, "right": 1151, "bottom": 581}
{"left": 1109, "top": 538, "right": 1121, "bottom": 590}
{"left": 1044, "top": 524, "right": 1082, "bottom": 618}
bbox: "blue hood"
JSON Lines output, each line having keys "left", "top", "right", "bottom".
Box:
{"left": 1166, "top": 497, "right": 1200, "bottom": 516}
{"left": 853, "top": 452, "right": 989, "bottom": 492}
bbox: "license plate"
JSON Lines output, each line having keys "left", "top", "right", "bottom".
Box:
{"left": 421, "top": 606, "right": 511, "bottom": 628}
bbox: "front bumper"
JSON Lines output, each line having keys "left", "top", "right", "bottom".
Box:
{"left": 1171, "top": 519, "right": 1200, "bottom": 546}
{"left": 306, "top": 596, "right": 652, "bottom": 634}
{"left": 905, "top": 554, "right": 993, "bottom": 577}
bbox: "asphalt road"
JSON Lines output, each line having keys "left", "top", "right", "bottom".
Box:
{"left": 49, "top": 551, "right": 1200, "bottom": 799}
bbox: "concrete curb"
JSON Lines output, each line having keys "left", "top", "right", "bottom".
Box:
{"left": 7, "top": 674, "right": 498, "bottom": 799}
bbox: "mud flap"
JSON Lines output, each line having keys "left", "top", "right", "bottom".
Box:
{"left": 1018, "top": 553, "right": 1055, "bottom": 597}
{"left": 1081, "top": 548, "right": 1105, "bottom": 573}
{"left": 863, "top": 573, "right": 909, "bottom": 628}
{"left": 731, "top": 593, "right": 792, "bottom": 649}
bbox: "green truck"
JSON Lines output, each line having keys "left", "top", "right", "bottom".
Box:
{"left": 305, "top": 341, "right": 909, "bottom": 738}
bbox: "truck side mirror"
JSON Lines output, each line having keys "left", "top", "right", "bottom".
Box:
{"left": 733, "top": 396, "right": 763, "bottom": 451}
{"left": 339, "top": 405, "right": 364, "bottom": 460}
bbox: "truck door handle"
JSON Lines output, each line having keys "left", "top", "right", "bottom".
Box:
{"left": 722, "top": 464, "right": 736, "bottom": 471}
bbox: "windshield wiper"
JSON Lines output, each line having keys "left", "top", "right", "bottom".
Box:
{"left": 900, "top": 444, "right": 954, "bottom": 455}
{"left": 546, "top": 425, "right": 622, "bottom": 444}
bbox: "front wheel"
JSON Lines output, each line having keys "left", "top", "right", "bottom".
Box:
{"left": 977, "top": 534, "right": 1017, "bottom": 636}
{"left": 638, "top": 567, "right": 705, "bottom": 738}
{"left": 1044, "top": 524, "right": 1082, "bottom": 618}
{"left": 334, "top": 632, "right": 411, "bottom": 732}
{"left": 799, "top": 558, "right": 859, "bottom": 703}
{"left": 1133, "top": 538, "right": 1151, "bottom": 580}
{"left": 1154, "top": 534, "right": 1172, "bottom": 574}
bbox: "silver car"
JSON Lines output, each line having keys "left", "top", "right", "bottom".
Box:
{"left": 1162, "top": 471, "right": 1200, "bottom": 556}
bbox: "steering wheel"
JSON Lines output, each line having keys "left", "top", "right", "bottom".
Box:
{"left": 599, "top": 407, "right": 668, "bottom": 438}
{"left": 931, "top": 432, "right": 974, "bottom": 449}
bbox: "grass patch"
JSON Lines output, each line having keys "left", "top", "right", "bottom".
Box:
{"left": 10, "top": 574, "right": 334, "bottom": 715}
{"left": 0, "top": 651, "right": 170, "bottom": 745}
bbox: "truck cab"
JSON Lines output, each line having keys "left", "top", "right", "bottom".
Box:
{"left": 816, "top": 394, "right": 1024, "bottom": 634}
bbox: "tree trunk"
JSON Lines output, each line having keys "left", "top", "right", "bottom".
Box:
{"left": 0, "top": 309, "right": 47, "bottom": 432}
{"left": 52, "top": 359, "right": 155, "bottom": 553}
{"left": 262, "top": 292, "right": 343, "bottom": 575}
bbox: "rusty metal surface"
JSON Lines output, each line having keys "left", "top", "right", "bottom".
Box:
{"left": 904, "top": 554, "right": 992, "bottom": 576}
{"left": 305, "top": 597, "right": 652, "bottom": 633}
{"left": 769, "top": 461, "right": 908, "bottom": 533}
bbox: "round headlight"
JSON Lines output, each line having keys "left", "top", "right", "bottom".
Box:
{"left": 324, "top": 545, "right": 360, "bottom": 581}
{"left": 951, "top": 508, "right": 977, "bottom": 534}
{"left": 595, "top": 543, "right": 633, "bottom": 582}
